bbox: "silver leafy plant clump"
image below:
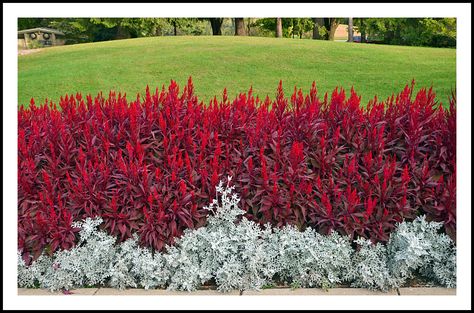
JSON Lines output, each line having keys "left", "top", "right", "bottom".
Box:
{"left": 17, "top": 178, "right": 456, "bottom": 292}
{"left": 346, "top": 238, "right": 395, "bottom": 291}
{"left": 17, "top": 217, "right": 169, "bottom": 291}
{"left": 386, "top": 216, "right": 457, "bottom": 288}
{"left": 272, "top": 225, "right": 353, "bottom": 289}
{"left": 164, "top": 177, "right": 279, "bottom": 292}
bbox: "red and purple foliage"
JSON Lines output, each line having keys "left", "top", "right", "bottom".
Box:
{"left": 18, "top": 78, "right": 456, "bottom": 264}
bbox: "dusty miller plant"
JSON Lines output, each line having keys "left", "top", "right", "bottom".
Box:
{"left": 346, "top": 238, "right": 395, "bottom": 291}
{"left": 386, "top": 216, "right": 456, "bottom": 288}
{"left": 17, "top": 217, "right": 168, "bottom": 291}
{"left": 165, "top": 177, "right": 278, "bottom": 292}
{"left": 18, "top": 180, "right": 456, "bottom": 292}
{"left": 347, "top": 216, "right": 456, "bottom": 291}
{"left": 272, "top": 225, "right": 353, "bottom": 289}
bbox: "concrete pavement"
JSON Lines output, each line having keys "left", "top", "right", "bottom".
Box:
{"left": 18, "top": 287, "right": 456, "bottom": 296}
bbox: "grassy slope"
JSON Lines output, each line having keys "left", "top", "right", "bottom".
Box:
{"left": 18, "top": 36, "right": 456, "bottom": 107}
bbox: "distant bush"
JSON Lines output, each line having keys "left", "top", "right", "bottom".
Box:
{"left": 18, "top": 78, "right": 456, "bottom": 263}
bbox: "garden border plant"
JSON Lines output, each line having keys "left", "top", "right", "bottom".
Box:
{"left": 18, "top": 78, "right": 456, "bottom": 266}
{"left": 18, "top": 179, "right": 456, "bottom": 292}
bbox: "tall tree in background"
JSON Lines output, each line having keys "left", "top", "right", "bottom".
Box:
{"left": 234, "top": 18, "right": 246, "bottom": 36}
{"left": 312, "top": 18, "right": 324, "bottom": 39}
{"left": 208, "top": 18, "right": 224, "bottom": 35}
{"left": 357, "top": 18, "right": 367, "bottom": 43}
{"left": 18, "top": 18, "right": 50, "bottom": 30}
{"left": 288, "top": 18, "right": 314, "bottom": 38}
{"left": 323, "top": 18, "right": 340, "bottom": 40}
{"left": 88, "top": 18, "right": 166, "bottom": 40}
{"left": 276, "top": 18, "right": 283, "bottom": 37}
{"left": 348, "top": 17, "right": 354, "bottom": 42}
{"left": 257, "top": 18, "right": 315, "bottom": 39}
{"left": 168, "top": 18, "right": 179, "bottom": 36}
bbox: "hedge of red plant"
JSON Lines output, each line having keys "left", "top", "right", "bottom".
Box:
{"left": 18, "top": 78, "right": 456, "bottom": 263}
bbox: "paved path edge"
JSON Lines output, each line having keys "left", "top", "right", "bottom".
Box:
{"left": 17, "top": 287, "right": 456, "bottom": 296}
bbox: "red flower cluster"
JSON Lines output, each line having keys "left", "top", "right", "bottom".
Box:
{"left": 18, "top": 78, "right": 456, "bottom": 263}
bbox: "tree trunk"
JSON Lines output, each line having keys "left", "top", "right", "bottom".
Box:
{"left": 173, "top": 21, "right": 177, "bottom": 36}
{"left": 356, "top": 18, "right": 367, "bottom": 43}
{"left": 234, "top": 18, "right": 246, "bottom": 36}
{"left": 209, "top": 18, "right": 223, "bottom": 35}
{"left": 276, "top": 18, "right": 282, "bottom": 37}
{"left": 312, "top": 18, "right": 323, "bottom": 39}
{"left": 328, "top": 18, "right": 339, "bottom": 41}
{"left": 348, "top": 17, "right": 354, "bottom": 42}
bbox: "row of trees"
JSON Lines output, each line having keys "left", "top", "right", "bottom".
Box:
{"left": 258, "top": 17, "right": 455, "bottom": 46}
{"left": 354, "top": 18, "right": 456, "bottom": 47}
{"left": 18, "top": 18, "right": 455, "bottom": 47}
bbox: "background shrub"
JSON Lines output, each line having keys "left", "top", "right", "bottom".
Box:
{"left": 18, "top": 78, "right": 456, "bottom": 263}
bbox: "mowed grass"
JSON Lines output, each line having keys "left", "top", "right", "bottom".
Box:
{"left": 18, "top": 36, "right": 456, "bottom": 108}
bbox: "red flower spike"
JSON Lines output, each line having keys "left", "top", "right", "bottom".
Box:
{"left": 402, "top": 165, "right": 410, "bottom": 184}
{"left": 365, "top": 197, "right": 377, "bottom": 221}
{"left": 179, "top": 180, "right": 187, "bottom": 195}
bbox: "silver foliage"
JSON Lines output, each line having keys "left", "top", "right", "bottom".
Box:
{"left": 165, "top": 178, "right": 278, "bottom": 292}
{"left": 346, "top": 238, "right": 395, "bottom": 291}
{"left": 272, "top": 225, "right": 353, "bottom": 288}
{"left": 18, "top": 179, "right": 456, "bottom": 292}
{"left": 17, "top": 217, "right": 168, "bottom": 291}
{"left": 387, "top": 216, "right": 456, "bottom": 288}
{"left": 347, "top": 216, "right": 456, "bottom": 291}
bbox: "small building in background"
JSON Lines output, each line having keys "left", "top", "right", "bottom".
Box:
{"left": 18, "top": 28, "right": 65, "bottom": 50}
{"left": 334, "top": 24, "right": 361, "bottom": 42}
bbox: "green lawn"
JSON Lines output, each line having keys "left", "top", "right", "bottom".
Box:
{"left": 18, "top": 36, "right": 456, "bottom": 108}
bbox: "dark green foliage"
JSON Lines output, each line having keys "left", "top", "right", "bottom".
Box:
{"left": 354, "top": 18, "right": 456, "bottom": 48}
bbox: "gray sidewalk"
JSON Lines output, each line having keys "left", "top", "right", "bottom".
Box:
{"left": 18, "top": 287, "right": 456, "bottom": 296}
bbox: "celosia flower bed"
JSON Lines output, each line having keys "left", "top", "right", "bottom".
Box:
{"left": 18, "top": 78, "right": 456, "bottom": 263}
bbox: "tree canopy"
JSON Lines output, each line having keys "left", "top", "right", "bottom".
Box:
{"left": 18, "top": 17, "right": 456, "bottom": 48}
{"left": 354, "top": 18, "right": 456, "bottom": 47}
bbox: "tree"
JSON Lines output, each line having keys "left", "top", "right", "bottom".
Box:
{"left": 166, "top": 18, "right": 211, "bottom": 36}
{"left": 18, "top": 18, "right": 50, "bottom": 30}
{"left": 353, "top": 18, "right": 456, "bottom": 47}
{"left": 348, "top": 17, "right": 354, "bottom": 42}
{"left": 208, "top": 18, "right": 224, "bottom": 35}
{"left": 256, "top": 18, "right": 313, "bottom": 39}
{"left": 168, "top": 18, "right": 179, "bottom": 36}
{"left": 276, "top": 18, "right": 283, "bottom": 38}
{"left": 357, "top": 18, "right": 367, "bottom": 43}
{"left": 88, "top": 18, "right": 167, "bottom": 40}
{"left": 310, "top": 18, "right": 341, "bottom": 40}
{"left": 323, "top": 18, "right": 340, "bottom": 41}
{"left": 312, "top": 18, "right": 324, "bottom": 39}
{"left": 292, "top": 18, "right": 314, "bottom": 39}
{"left": 234, "top": 18, "right": 246, "bottom": 36}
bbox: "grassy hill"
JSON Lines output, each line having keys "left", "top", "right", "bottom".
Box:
{"left": 18, "top": 36, "right": 456, "bottom": 107}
